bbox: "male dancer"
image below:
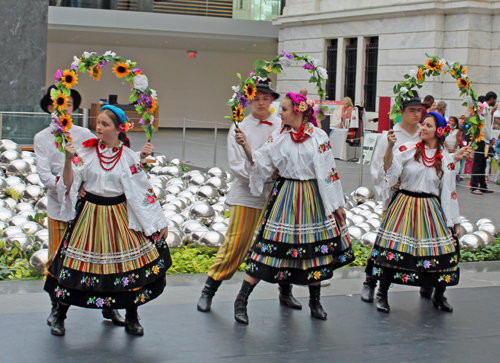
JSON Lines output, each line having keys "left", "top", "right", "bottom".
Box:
{"left": 197, "top": 79, "right": 301, "bottom": 312}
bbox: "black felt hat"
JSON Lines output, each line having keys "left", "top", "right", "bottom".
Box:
{"left": 401, "top": 90, "right": 424, "bottom": 108}
{"left": 40, "top": 85, "right": 82, "bottom": 114}
{"left": 255, "top": 78, "right": 280, "bottom": 100}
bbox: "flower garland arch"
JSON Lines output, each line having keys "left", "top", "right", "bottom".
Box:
{"left": 390, "top": 54, "right": 483, "bottom": 149}
{"left": 226, "top": 51, "right": 329, "bottom": 126}
{"left": 50, "top": 50, "right": 158, "bottom": 154}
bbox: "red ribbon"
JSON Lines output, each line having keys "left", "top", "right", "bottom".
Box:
{"left": 82, "top": 138, "right": 99, "bottom": 148}
{"left": 259, "top": 120, "right": 273, "bottom": 126}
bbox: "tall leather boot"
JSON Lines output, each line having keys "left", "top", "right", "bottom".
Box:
{"left": 102, "top": 309, "right": 125, "bottom": 326}
{"left": 376, "top": 282, "right": 391, "bottom": 313}
{"left": 361, "top": 274, "right": 378, "bottom": 303}
{"left": 234, "top": 280, "right": 256, "bottom": 324}
{"left": 432, "top": 286, "right": 453, "bottom": 312}
{"left": 308, "top": 284, "right": 327, "bottom": 320}
{"left": 278, "top": 283, "right": 302, "bottom": 309}
{"left": 420, "top": 286, "right": 434, "bottom": 299}
{"left": 197, "top": 277, "right": 223, "bottom": 312}
{"left": 125, "top": 307, "right": 144, "bottom": 335}
{"left": 51, "top": 303, "right": 70, "bottom": 336}
{"left": 47, "top": 295, "right": 58, "bottom": 326}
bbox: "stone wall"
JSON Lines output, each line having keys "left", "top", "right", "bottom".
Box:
{"left": 0, "top": 0, "right": 48, "bottom": 106}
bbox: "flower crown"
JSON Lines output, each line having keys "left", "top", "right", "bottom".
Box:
{"left": 119, "top": 119, "right": 134, "bottom": 133}
{"left": 436, "top": 125, "right": 452, "bottom": 139}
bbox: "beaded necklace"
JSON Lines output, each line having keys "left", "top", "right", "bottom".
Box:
{"left": 96, "top": 142, "right": 123, "bottom": 171}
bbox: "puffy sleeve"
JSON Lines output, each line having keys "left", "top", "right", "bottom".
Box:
{"left": 34, "top": 133, "right": 58, "bottom": 193}
{"left": 380, "top": 143, "right": 414, "bottom": 200}
{"left": 440, "top": 155, "right": 461, "bottom": 227}
{"left": 121, "top": 150, "right": 168, "bottom": 235}
{"left": 313, "top": 133, "right": 345, "bottom": 216}
{"left": 227, "top": 124, "right": 252, "bottom": 183}
{"left": 370, "top": 131, "right": 389, "bottom": 198}
{"left": 248, "top": 131, "right": 276, "bottom": 196}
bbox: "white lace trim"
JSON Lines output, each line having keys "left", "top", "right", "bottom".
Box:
{"left": 264, "top": 219, "right": 338, "bottom": 235}
{"left": 66, "top": 242, "right": 156, "bottom": 264}
{"left": 377, "top": 228, "right": 454, "bottom": 248}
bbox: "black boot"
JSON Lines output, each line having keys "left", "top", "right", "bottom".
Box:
{"left": 125, "top": 307, "right": 144, "bottom": 335}
{"left": 51, "top": 303, "right": 70, "bottom": 336}
{"left": 308, "top": 284, "right": 327, "bottom": 320}
{"left": 234, "top": 280, "right": 256, "bottom": 324}
{"left": 361, "top": 274, "right": 378, "bottom": 303}
{"left": 47, "top": 295, "right": 58, "bottom": 326}
{"left": 376, "top": 282, "right": 390, "bottom": 313}
{"left": 420, "top": 286, "right": 434, "bottom": 299}
{"left": 432, "top": 287, "right": 453, "bottom": 312}
{"left": 197, "top": 277, "right": 223, "bottom": 312}
{"left": 102, "top": 309, "right": 125, "bottom": 326}
{"left": 279, "top": 283, "right": 302, "bottom": 309}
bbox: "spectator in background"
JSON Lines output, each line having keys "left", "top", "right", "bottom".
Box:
{"left": 421, "top": 95, "right": 434, "bottom": 121}
{"left": 478, "top": 95, "right": 486, "bottom": 103}
{"left": 340, "top": 97, "right": 353, "bottom": 129}
{"left": 299, "top": 88, "right": 308, "bottom": 96}
{"left": 445, "top": 117, "right": 462, "bottom": 182}
{"left": 436, "top": 101, "right": 447, "bottom": 119}
{"left": 428, "top": 101, "right": 437, "bottom": 112}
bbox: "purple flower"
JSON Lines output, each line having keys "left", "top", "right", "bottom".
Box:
{"left": 70, "top": 64, "right": 78, "bottom": 71}
{"left": 423, "top": 260, "right": 431, "bottom": 268}
{"left": 122, "top": 277, "right": 130, "bottom": 286}
{"left": 54, "top": 69, "right": 63, "bottom": 83}
{"left": 139, "top": 115, "right": 153, "bottom": 125}
{"left": 280, "top": 50, "right": 294, "bottom": 60}
{"left": 138, "top": 93, "right": 153, "bottom": 108}
{"left": 237, "top": 94, "right": 250, "bottom": 108}
{"left": 248, "top": 71, "right": 255, "bottom": 77}
{"left": 98, "top": 61, "right": 107, "bottom": 68}
{"left": 302, "top": 63, "right": 314, "bottom": 71}
{"left": 321, "top": 245, "right": 328, "bottom": 254}
{"left": 131, "top": 68, "right": 141, "bottom": 74}
{"left": 96, "top": 298, "right": 104, "bottom": 308}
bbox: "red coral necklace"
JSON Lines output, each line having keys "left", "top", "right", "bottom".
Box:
{"left": 289, "top": 124, "right": 310, "bottom": 144}
{"left": 418, "top": 142, "right": 442, "bottom": 167}
{"left": 96, "top": 143, "right": 123, "bottom": 171}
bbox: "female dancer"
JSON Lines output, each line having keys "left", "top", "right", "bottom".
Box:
{"left": 233, "top": 92, "right": 354, "bottom": 324}
{"left": 44, "top": 105, "right": 171, "bottom": 336}
{"left": 366, "top": 111, "right": 461, "bottom": 313}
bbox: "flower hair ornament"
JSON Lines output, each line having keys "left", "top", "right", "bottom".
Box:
{"left": 425, "top": 111, "right": 451, "bottom": 139}
{"left": 100, "top": 105, "right": 134, "bottom": 132}
{"left": 286, "top": 92, "right": 318, "bottom": 126}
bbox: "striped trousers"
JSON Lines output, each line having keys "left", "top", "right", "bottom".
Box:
{"left": 207, "top": 205, "right": 262, "bottom": 281}
{"left": 47, "top": 217, "right": 67, "bottom": 269}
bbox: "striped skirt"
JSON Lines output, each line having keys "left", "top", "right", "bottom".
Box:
{"left": 366, "top": 190, "right": 459, "bottom": 287}
{"left": 246, "top": 177, "right": 354, "bottom": 285}
{"left": 44, "top": 193, "right": 172, "bottom": 309}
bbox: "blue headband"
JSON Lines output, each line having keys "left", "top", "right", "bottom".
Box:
{"left": 100, "top": 105, "right": 128, "bottom": 124}
{"left": 425, "top": 111, "right": 448, "bottom": 129}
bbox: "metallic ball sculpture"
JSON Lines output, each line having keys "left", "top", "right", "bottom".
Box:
{"left": 206, "top": 177, "right": 228, "bottom": 194}
{"left": 25, "top": 173, "right": 43, "bottom": 186}
{"left": 357, "top": 222, "right": 375, "bottom": 232}
{"left": 22, "top": 156, "right": 37, "bottom": 166}
{"left": 189, "top": 201, "right": 216, "bottom": 226}
{"left": 459, "top": 233, "right": 485, "bottom": 251}
{"left": 225, "top": 172, "right": 235, "bottom": 183}
{"left": 21, "top": 221, "right": 44, "bottom": 235}
{"left": 344, "top": 218, "right": 354, "bottom": 227}
{"left": 347, "top": 226, "right": 367, "bottom": 240}
{"left": 150, "top": 166, "right": 163, "bottom": 174}
{"left": 360, "top": 231, "right": 378, "bottom": 247}
{"left": 200, "top": 230, "right": 226, "bottom": 248}
{"left": 168, "top": 213, "right": 186, "bottom": 226}
{"left": 8, "top": 159, "right": 31, "bottom": 175}
{"left": 188, "top": 226, "right": 210, "bottom": 244}
{"left": 208, "top": 167, "right": 226, "bottom": 179}
{"left": 476, "top": 218, "right": 493, "bottom": 227}
{"left": 358, "top": 204, "right": 374, "bottom": 212}
{"left": 189, "top": 174, "right": 208, "bottom": 187}
{"left": 474, "top": 230, "right": 495, "bottom": 245}
{"left": 478, "top": 223, "right": 499, "bottom": 236}
{"left": 0, "top": 208, "right": 15, "bottom": 221}
{"left": 169, "top": 198, "right": 187, "bottom": 211}
{"left": 161, "top": 203, "right": 181, "bottom": 214}
{"left": 461, "top": 221, "right": 478, "bottom": 234}
{"left": 4, "top": 198, "right": 18, "bottom": 210}
{"left": 365, "top": 218, "right": 382, "bottom": 229}
{"left": 152, "top": 186, "right": 166, "bottom": 203}
{"left": 35, "top": 196, "right": 49, "bottom": 213}
{"left": 34, "top": 229, "right": 49, "bottom": 244}
{"left": 354, "top": 186, "right": 376, "bottom": 201}
{"left": 164, "top": 166, "right": 184, "bottom": 179}
{"left": 350, "top": 215, "right": 367, "bottom": 225}
{"left": 0, "top": 177, "right": 7, "bottom": 191}
{"left": 15, "top": 202, "right": 35, "bottom": 214}
{"left": 1, "top": 142, "right": 22, "bottom": 153}
{"left": 23, "top": 185, "right": 44, "bottom": 202}
{"left": 345, "top": 210, "right": 354, "bottom": 219}
{"left": 165, "top": 230, "right": 183, "bottom": 248}
{"left": 166, "top": 185, "right": 184, "bottom": 196}
{"left": 30, "top": 249, "right": 49, "bottom": 275}
{"left": 359, "top": 209, "right": 373, "bottom": 218}
{"left": 2, "top": 226, "right": 25, "bottom": 238}
{"left": 168, "top": 226, "right": 186, "bottom": 243}
{"left": 170, "top": 158, "right": 181, "bottom": 166}
{"left": 9, "top": 215, "right": 29, "bottom": 227}
{"left": 0, "top": 150, "right": 22, "bottom": 164}
{"left": 5, "top": 234, "right": 35, "bottom": 252}
{"left": 155, "top": 155, "right": 169, "bottom": 166}
{"left": 195, "top": 185, "right": 220, "bottom": 205}
{"left": 149, "top": 177, "right": 166, "bottom": 189}
{"left": 181, "top": 220, "right": 205, "bottom": 234}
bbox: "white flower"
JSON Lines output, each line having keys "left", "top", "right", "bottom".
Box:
{"left": 400, "top": 86, "right": 408, "bottom": 94}
{"left": 151, "top": 89, "right": 157, "bottom": 99}
{"left": 82, "top": 51, "right": 96, "bottom": 59}
{"left": 278, "top": 57, "right": 293, "bottom": 68}
{"left": 306, "top": 55, "right": 312, "bottom": 62}
{"left": 71, "top": 56, "right": 80, "bottom": 67}
{"left": 126, "top": 60, "right": 132, "bottom": 65}
{"left": 409, "top": 69, "right": 417, "bottom": 78}
{"left": 317, "top": 67, "right": 328, "bottom": 79}
{"left": 51, "top": 112, "right": 59, "bottom": 120}
{"left": 257, "top": 76, "right": 267, "bottom": 82}
{"left": 442, "top": 61, "right": 449, "bottom": 73}
{"left": 231, "top": 85, "right": 240, "bottom": 93}
{"left": 229, "top": 93, "right": 237, "bottom": 103}
{"left": 49, "top": 122, "right": 57, "bottom": 131}
{"left": 104, "top": 50, "right": 116, "bottom": 57}
{"left": 132, "top": 74, "right": 149, "bottom": 92}
{"left": 464, "top": 95, "right": 474, "bottom": 107}
{"left": 311, "top": 58, "right": 319, "bottom": 67}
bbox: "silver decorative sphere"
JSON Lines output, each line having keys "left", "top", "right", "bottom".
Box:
{"left": 155, "top": 155, "right": 169, "bottom": 166}
{"left": 195, "top": 185, "right": 220, "bottom": 205}
{"left": 6, "top": 176, "right": 23, "bottom": 187}
{"left": 354, "top": 186, "right": 375, "bottom": 201}
{"left": 5, "top": 234, "right": 34, "bottom": 252}
{"left": 478, "top": 223, "right": 499, "bottom": 235}
{"left": 460, "top": 216, "right": 470, "bottom": 223}
{"left": 476, "top": 218, "right": 493, "bottom": 227}
{"left": 359, "top": 209, "right": 373, "bottom": 218}
{"left": 188, "top": 226, "right": 210, "bottom": 244}
{"left": 374, "top": 205, "right": 384, "bottom": 214}
{"left": 0, "top": 150, "right": 21, "bottom": 164}
{"left": 170, "top": 158, "right": 181, "bottom": 166}
{"left": 344, "top": 218, "right": 354, "bottom": 227}
{"left": 350, "top": 207, "right": 362, "bottom": 215}
{"left": 2, "top": 226, "right": 25, "bottom": 238}
{"left": 211, "top": 203, "right": 226, "bottom": 215}
{"left": 166, "top": 218, "right": 180, "bottom": 228}
{"left": 208, "top": 167, "right": 226, "bottom": 179}
{"left": 0, "top": 142, "right": 21, "bottom": 153}
{"left": 30, "top": 165, "right": 37, "bottom": 173}
{"left": 165, "top": 166, "right": 184, "bottom": 179}
{"left": 358, "top": 204, "right": 374, "bottom": 212}
{"left": 365, "top": 218, "right": 382, "bottom": 229}
{"left": 168, "top": 226, "right": 186, "bottom": 243}
{"left": 169, "top": 198, "right": 187, "bottom": 211}
{"left": 22, "top": 156, "right": 36, "bottom": 166}
{"left": 365, "top": 213, "right": 381, "bottom": 221}
{"left": 181, "top": 220, "right": 205, "bottom": 234}
{"left": 150, "top": 166, "right": 163, "bottom": 174}
{"left": 162, "top": 209, "right": 177, "bottom": 219}
{"left": 35, "top": 196, "right": 48, "bottom": 213}
{"left": 345, "top": 210, "right": 354, "bottom": 219}
{"left": 21, "top": 221, "right": 43, "bottom": 234}
{"left": 178, "top": 190, "right": 195, "bottom": 202}
{"left": 177, "top": 196, "right": 191, "bottom": 207}
{"left": 461, "top": 221, "right": 478, "bottom": 234}
{"left": 169, "top": 213, "right": 186, "bottom": 226}
{"left": 152, "top": 186, "right": 166, "bottom": 203}
{"left": 166, "top": 185, "right": 184, "bottom": 196}
{"left": 165, "top": 230, "right": 183, "bottom": 248}
{"left": 149, "top": 177, "right": 166, "bottom": 189}
{"left": 22, "top": 151, "right": 34, "bottom": 158}
{"left": 4, "top": 198, "right": 17, "bottom": 210}
{"left": 162, "top": 203, "right": 181, "bottom": 214}
{"left": 148, "top": 157, "right": 164, "bottom": 168}
{"left": 189, "top": 201, "right": 216, "bottom": 226}
{"left": 200, "top": 230, "right": 225, "bottom": 247}
{"left": 25, "top": 173, "right": 43, "bottom": 186}
{"left": 9, "top": 215, "right": 29, "bottom": 226}
{"left": 364, "top": 201, "right": 378, "bottom": 209}
{"left": 360, "top": 231, "right": 378, "bottom": 247}
{"left": 348, "top": 226, "right": 367, "bottom": 240}
{"left": 459, "top": 225, "right": 467, "bottom": 237}
{"left": 0, "top": 177, "right": 6, "bottom": 190}
{"left": 459, "top": 233, "right": 485, "bottom": 250}
{"left": 18, "top": 210, "right": 35, "bottom": 218}
{"left": 225, "top": 172, "right": 235, "bottom": 183}
{"left": 8, "top": 183, "right": 26, "bottom": 198}
{"left": 189, "top": 174, "right": 208, "bottom": 187}
{"left": 211, "top": 222, "right": 229, "bottom": 231}
{"left": 186, "top": 186, "right": 200, "bottom": 194}
{"left": 350, "top": 215, "right": 367, "bottom": 225}
{"left": 213, "top": 215, "right": 226, "bottom": 224}
{"left": 8, "top": 159, "right": 31, "bottom": 175}
{"left": 474, "top": 230, "right": 495, "bottom": 245}
{"left": 0, "top": 208, "right": 15, "bottom": 221}
{"left": 164, "top": 194, "right": 177, "bottom": 204}
{"left": 357, "top": 222, "right": 375, "bottom": 232}
{"left": 30, "top": 249, "right": 49, "bottom": 274}
{"left": 15, "top": 202, "right": 35, "bottom": 213}
{"left": 23, "top": 185, "right": 44, "bottom": 201}
{"left": 34, "top": 229, "right": 49, "bottom": 244}
{"left": 0, "top": 220, "right": 7, "bottom": 230}
{"left": 167, "top": 178, "right": 185, "bottom": 187}
{"left": 180, "top": 210, "right": 190, "bottom": 219}
{"left": 206, "top": 177, "right": 228, "bottom": 194}
{"left": 182, "top": 170, "right": 202, "bottom": 181}
{"left": 42, "top": 217, "right": 48, "bottom": 228}
{"left": 344, "top": 201, "right": 355, "bottom": 210}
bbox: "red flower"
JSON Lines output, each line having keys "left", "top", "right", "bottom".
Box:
{"left": 335, "top": 173, "right": 340, "bottom": 180}
{"left": 322, "top": 144, "right": 326, "bottom": 152}
{"left": 328, "top": 141, "right": 332, "bottom": 149}
{"left": 292, "top": 249, "right": 298, "bottom": 258}
{"left": 329, "top": 175, "right": 335, "bottom": 182}
{"left": 452, "top": 192, "right": 457, "bottom": 200}
{"left": 386, "top": 252, "right": 394, "bottom": 260}
{"left": 401, "top": 274, "right": 410, "bottom": 282}
{"left": 448, "top": 163, "right": 455, "bottom": 170}
{"left": 307, "top": 128, "right": 313, "bottom": 133}
{"left": 112, "top": 147, "right": 118, "bottom": 153}
{"left": 278, "top": 272, "right": 283, "bottom": 280}
{"left": 399, "top": 145, "right": 407, "bottom": 152}
{"left": 99, "top": 144, "right": 106, "bottom": 149}
{"left": 130, "top": 165, "right": 138, "bottom": 175}
{"left": 415, "top": 141, "right": 422, "bottom": 149}
{"left": 55, "top": 141, "right": 59, "bottom": 148}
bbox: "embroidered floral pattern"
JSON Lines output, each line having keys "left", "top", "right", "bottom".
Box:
{"left": 130, "top": 162, "right": 144, "bottom": 175}
{"left": 447, "top": 162, "right": 455, "bottom": 171}
{"left": 247, "top": 262, "right": 258, "bottom": 273}
{"left": 286, "top": 247, "right": 306, "bottom": 258}
{"left": 372, "top": 267, "right": 382, "bottom": 276}
{"left": 114, "top": 273, "right": 138, "bottom": 287}
{"left": 308, "top": 268, "right": 330, "bottom": 280}
{"left": 438, "top": 273, "right": 457, "bottom": 283}
{"left": 416, "top": 259, "right": 439, "bottom": 269}
{"left": 152, "top": 233, "right": 167, "bottom": 249}
{"left": 394, "top": 272, "right": 418, "bottom": 283}
{"left": 72, "top": 155, "right": 84, "bottom": 167}
{"left": 87, "top": 296, "right": 116, "bottom": 308}
{"left": 267, "top": 135, "right": 273, "bottom": 143}
{"left": 59, "top": 269, "right": 71, "bottom": 279}
{"left": 145, "top": 259, "right": 165, "bottom": 278}
{"left": 318, "top": 141, "right": 332, "bottom": 154}
{"left": 450, "top": 256, "right": 458, "bottom": 264}
{"left": 275, "top": 270, "right": 291, "bottom": 281}
{"left": 370, "top": 249, "right": 379, "bottom": 258}
{"left": 271, "top": 188, "right": 278, "bottom": 198}
{"left": 81, "top": 276, "right": 99, "bottom": 287}
{"left": 399, "top": 145, "right": 407, "bottom": 152}
{"left": 315, "top": 245, "right": 330, "bottom": 254}
{"left": 256, "top": 242, "right": 276, "bottom": 254}
{"left": 55, "top": 286, "right": 70, "bottom": 299}
{"left": 143, "top": 188, "right": 158, "bottom": 206}
{"left": 325, "top": 168, "right": 340, "bottom": 183}
{"left": 381, "top": 251, "right": 403, "bottom": 262}
{"left": 452, "top": 191, "right": 457, "bottom": 200}
{"left": 134, "top": 290, "right": 152, "bottom": 304}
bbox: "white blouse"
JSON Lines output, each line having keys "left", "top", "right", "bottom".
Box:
{"left": 383, "top": 141, "right": 461, "bottom": 227}
{"left": 57, "top": 140, "right": 168, "bottom": 236}
{"left": 249, "top": 124, "right": 345, "bottom": 217}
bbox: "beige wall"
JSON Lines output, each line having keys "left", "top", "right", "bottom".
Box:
{"left": 46, "top": 43, "right": 277, "bottom": 129}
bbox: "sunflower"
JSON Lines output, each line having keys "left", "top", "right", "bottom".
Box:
{"left": 417, "top": 68, "right": 424, "bottom": 83}
{"left": 89, "top": 66, "right": 101, "bottom": 81}
{"left": 424, "top": 59, "right": 443, "bottom": 72}
{"left": 61, "top": 70, "right": 78, "bottom": 89}
{"left": 457, "top": 78, "right": 470, "bottom": 89}
{"left": 469, "top": 106, "right": 475, "bottom": 115}
{"left": 58, "top": 114, "right": 73, "bottom": 133}
{"left": 52, "top": 91, "right": 69, "bottom": 112}
{"left": 112, "top": 61, "right": 130, "bottom": 78}
{"left": 147, "top": 98, "right": 158, "bottom": 113}
{"left": 233, "top": 105, "right": 244, "bottom": 122}
{"left": 474, "top": 131, "right": 484, "bottom": 143}
{"left": 462, "top": 66, "right": 467, "bottom": 75}
{"left": 245, "top": 84, "right": 256, "bottom": 100}
{"left": 450, "top": 69, "right": 456, "bottom": 76}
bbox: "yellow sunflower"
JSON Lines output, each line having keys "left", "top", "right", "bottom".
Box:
{"left": 424, "top": 59, "right": 443, "bottom": 72}
{"left": 468, "top": 106, "right": 475, "bottom": 115}
{"left": 61, "top": 70, "right": 78, "bottom": 89}
{"left": 147, "top": 98, "right": 158, "bottom": 113}
{"left": 58, "top": 114, "right": 73, "bottom": 133}
{"left": 245, "top": 84, "right": 256, "bottom": 100}
{"left": 462, "top": 66, "right": 467, "bottom": 75}
{"left": 233, "top": 105, "right": 244, "bottom": 122}
{"left": 457, "top": 78, "right": 470, "bottom": 89}
{"left": 112, "top": 62, "right": 130, "bottom": 78}
{"left": 52, "top": 92, "right": 69, "bottom": 112}
{"left": 90, "top": 66, "right": 101, "bottom": 81}
{"left": 450, "top": 69, "right": 456, "bottom": 76}
{"left": 474, "top": 131, "right": 484, "bottom": 143}
{"left": 417, "top": 68, "right": 424, "bottom": 83}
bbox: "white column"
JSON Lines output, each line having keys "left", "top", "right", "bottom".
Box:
{"left": 355, "top": 36, "right": 368, "bottom": 106}
{"left": 336, "top": 37, "right": 345, "bottom": 102}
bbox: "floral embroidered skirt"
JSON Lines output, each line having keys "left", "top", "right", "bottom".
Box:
{"left": 246, "top": 178, "right": 354, "bottom": 285}
{"left": 44, "top": 193, "right": 172, "bottom": 309}
{"left": 366, "top": 190, "right": 459, "bottom": 287}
